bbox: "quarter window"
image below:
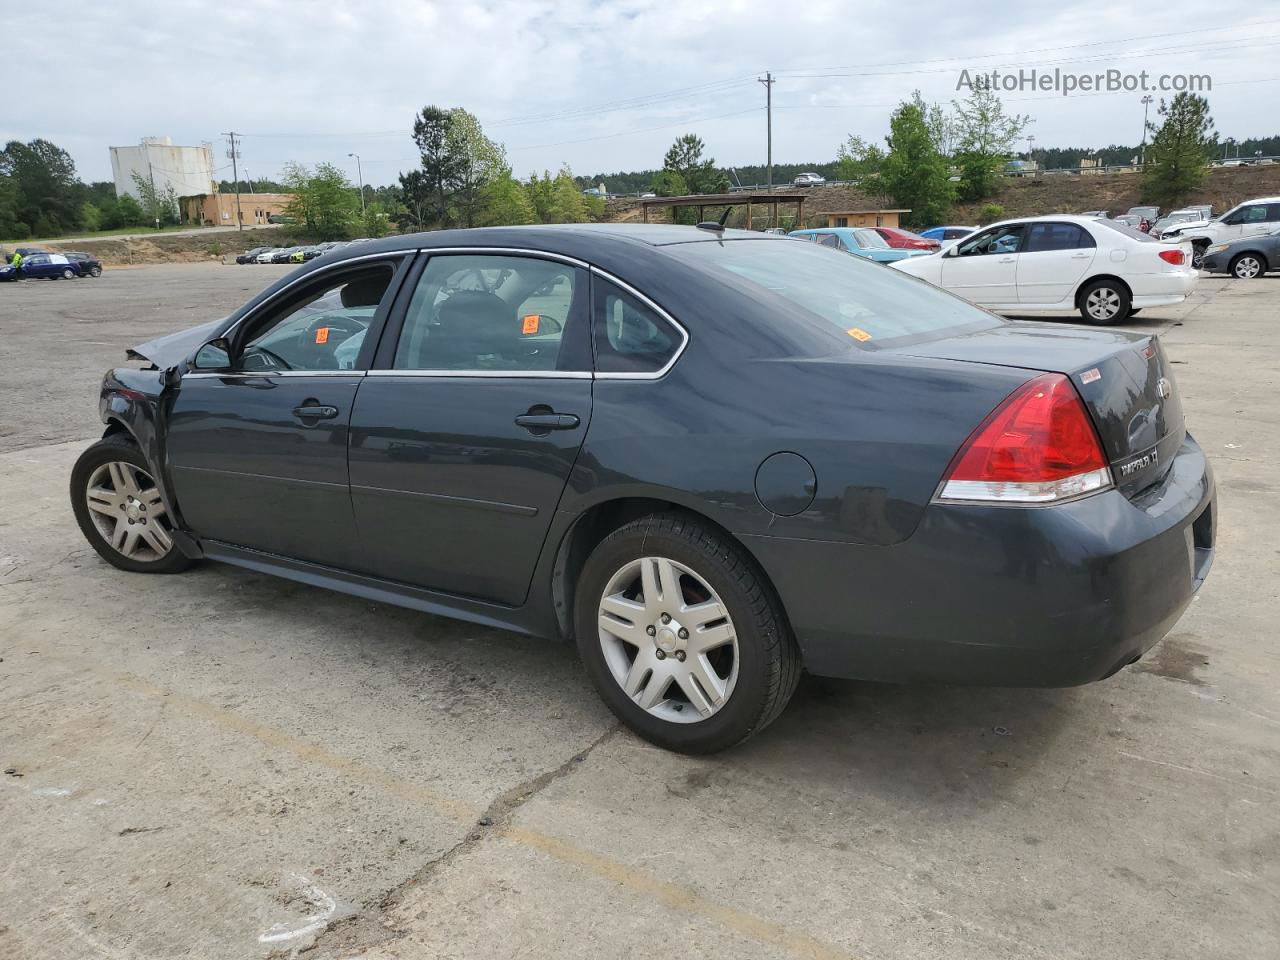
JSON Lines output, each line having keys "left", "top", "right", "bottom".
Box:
{"left": 593, "top": 279, "right": 681, "bottom": 375}
{"left": 393, "top": 254, "right": 582, "bottom": 372}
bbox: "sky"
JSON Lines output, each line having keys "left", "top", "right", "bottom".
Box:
{"left": 6, "top": 0, "right": 1278, "bottom": 188}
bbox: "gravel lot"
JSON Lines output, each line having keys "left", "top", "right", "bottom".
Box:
{"left": 1, "top": 262, "right": 1277, "bottom": 960}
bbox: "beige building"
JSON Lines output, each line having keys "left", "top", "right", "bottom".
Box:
{"left": 824, "top": 209, "right": 909, "bottom": 228}
{"left": 181, "top": 193, "right": 294, "bottom": 227}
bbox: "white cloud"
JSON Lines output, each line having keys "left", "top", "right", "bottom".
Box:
{"left": 6, "top": 0, "right": 1275, "bottom": 185}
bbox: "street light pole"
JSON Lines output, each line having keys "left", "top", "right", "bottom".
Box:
{"left": 348, "top": 153, "right": 365, "bottom": 214}
{"left": 1140, "top": 95, "right": 1153, "bottom": 167}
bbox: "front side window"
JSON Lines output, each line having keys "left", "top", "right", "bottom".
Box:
{"left": 593, "top": 279, "right": 681, "bottom": 375}
{"left": 1243, "top": 205, "right": 1269, "bottom": 223}
{"left": 956, "top": 225, "right": 1024, "bottom": 256}
{"left": 238, "top": 263, "right": 397, "bottom": 372}
{"left": 394, "top": 254, "right": 581, "bottom": 372}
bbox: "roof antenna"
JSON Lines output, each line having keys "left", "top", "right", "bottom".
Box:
{"left": 696, "top": 206, "right": 732, "bottom": 232}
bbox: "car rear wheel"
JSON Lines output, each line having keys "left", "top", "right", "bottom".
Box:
{"left": 89, "top": 266, "right": 102, "bottom": 278}
{"left": 61, "top": 267, "right": 76, "bottom": 279}
{"left": 1078, "top": 279, "right": 1131, "bottom": 325}
{"left": 70, "top": 437, "right": 193, "bottom": 574}
{"left": 575, "top": 512, "right": 800, "bottom": 754}
{"left": 1230, "top": 253, "right": 1265, "bottom": 279}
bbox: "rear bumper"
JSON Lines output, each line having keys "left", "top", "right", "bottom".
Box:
{"left": 1128, "top": 269, "right": 1198, "bottom": 307}
{"left": 745, "top": 433, "right": 1215, "bottom": 687}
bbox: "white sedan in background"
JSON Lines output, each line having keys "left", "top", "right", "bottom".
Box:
{"left": 891, "top": 215, "right": 1197, "bottom": 324}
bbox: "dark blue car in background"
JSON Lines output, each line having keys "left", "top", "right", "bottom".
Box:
{"left": 0, "top": 252, "right": 81, "bottom": 281}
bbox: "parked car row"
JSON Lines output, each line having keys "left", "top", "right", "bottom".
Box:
{"left": 1, "top": 250, "right": 103, "bottom": 281}
{"left": 235, "top": 239, "right": 369, "bottom": 265}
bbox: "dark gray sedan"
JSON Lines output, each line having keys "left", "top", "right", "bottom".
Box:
{"left": 69, "top": 225, "right": 1216, "bottom": 753}
{"left": 1200, "top": 229, "right": 1280, "bottom": 279}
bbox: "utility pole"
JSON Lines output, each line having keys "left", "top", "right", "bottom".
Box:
{"left": 223, "top": 132, "right": 243, "bottom": 231}
{"left": 758, "top": 73, "right": 774, "bottom": 195}
{"left": 147, "top": 153, "right": 160, "bottom": 231}
{"left": 1026, "top": 134, "right": 1036, "bottom": 172}
{"left": 348, "top": 152, "right": 365, "bottom": 214}
{"left": 1139, "top": 95, "right": 1153, "bottom": 167}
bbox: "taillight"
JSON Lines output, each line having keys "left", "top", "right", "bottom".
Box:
{"left": 1159, "top": 249, "right": 1186, "bottom": 266}
{"left": 936, "top": 373, "right": 1112, "bottom": 504}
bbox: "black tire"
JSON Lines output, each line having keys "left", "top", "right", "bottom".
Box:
{"left": 89, "top": 266, "right": 102, "bottom": 278}
{"left": 1127, "top": 308, "right": 1141, "bottom": 316}
{"left": 1230, "top": 252, "right": 1266, "bottom": 280}
{"left": 574, "top": 512, "right": 800, "bottom": 754}
{"left": 70, "top": 436, "right": 193, "bottom": 575}
{"left": 1078, "top": 278, "right": 1132, "bottom": 325}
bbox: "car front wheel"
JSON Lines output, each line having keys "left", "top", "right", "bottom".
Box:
{"left": 70, "top": 437, "right": 193, "bottom": 574}
{"left": 1079, "top": 279, "right": 1131, "bottom": 325}
{"left": 575, "top": 512, "right": 800, "bottom": 754}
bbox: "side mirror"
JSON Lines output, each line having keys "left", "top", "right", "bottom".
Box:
{"left": 193, "top": 337, "right": 232, "bottom": 370}
{"left": 943, "top": 245, "right": 959, "bottom": 257}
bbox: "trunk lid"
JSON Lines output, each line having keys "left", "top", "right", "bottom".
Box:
{"left": 892, "top": 321, "right": 1184, "bottom": 497}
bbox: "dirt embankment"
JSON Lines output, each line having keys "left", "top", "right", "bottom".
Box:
{"left": 607, "top": 164, "right": 1280, "bottom": 227}
{"left": 29, "top": 227, "right": 294, "bottom": 267}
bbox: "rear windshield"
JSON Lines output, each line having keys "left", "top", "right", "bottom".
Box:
{"left": 670, "top": 239, "right": 1001, "bottom": 348}
{"left": 853, "top": 229, "right": 889, "bottom": 248}
{"left": 1097, "top": 219, "right": 1157, "bottom": 242}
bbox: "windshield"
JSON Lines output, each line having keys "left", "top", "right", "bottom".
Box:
{"left": 1096, "top": 219, "right": 1157, "bottom": 243}
{"left": 670, "top": 239, "right": 1000, "bottom": 348}
{"left": 853, "top": 229, "right": 889, "bottom": 249}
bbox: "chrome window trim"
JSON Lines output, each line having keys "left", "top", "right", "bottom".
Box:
{"left": 588, "top": 266, "right": 690, "bottom": 380}
{"left": 183, "top": 370, "right": 367, "bottom": 379}
{"left": 416, "top": 246, "right": 591, "bottom": 269}
{"left": 366, "top": 370, "right": 591, "bottom": 380}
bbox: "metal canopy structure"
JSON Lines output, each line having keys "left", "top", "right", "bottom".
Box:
{"left": 638, "top": 191, "right": 808, "bottom": 230}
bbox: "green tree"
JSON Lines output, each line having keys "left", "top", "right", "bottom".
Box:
{"left": 950, "top": 87, "right": 1031, "bottom": 201}
{"left": 115, "top": 195, "right": 146, "bottom": 228}
{"left": 360, "top": 201, "right": 392, "bottom": 238}
{"left": 0, "top": 174, "right": 26, "bottom": 239}
{"left": 130, "top": 172, "right": 179, "bottom": 227}
{"left": 881, "top": 100, "right": 954, "bottom": 228}
{"left": 446, "top": 109, "right": 505, "bottom": 228}
{"left": 478, "top": 169, "right": 536, "bottom": 226}
{"left": 1, "top": 139, "right": 86, "bottom": 235}
{"left": 1143, "top": 93, "right": 1215, "bottom": 208}
{"left": 661, "top": 134, "right": 725, "bottom": 194}
{"left": 650, "top": 169, "right": 688, "bottom": 197}
{"left": 833, "top": 135, "right": 886, "bottom": 182}
{"left": 524, "top": 166, "right": 592, "bottom": 223}
{"left": 281, "top": 162, "right": 359, "bottom": 240}
{"left": 409, "top": 105, "right": 462, "bottom": 228}
{"left": 80, "top": 202, "right": 102, "bottom": 232}
{"left": 913, "top": 91, "right": 957, "bottom": 159}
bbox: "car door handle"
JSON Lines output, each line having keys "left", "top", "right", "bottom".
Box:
{"left": 515, "top": 412, "right": 580, "bottom": 431}
{"left": 292, "top": 403, "right": 339, "bottom": 420}
{"left": 1071, "top": 252, "right": 1092, "bottom": 258}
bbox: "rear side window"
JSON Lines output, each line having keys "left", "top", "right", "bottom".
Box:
{"left": 592, "top": 278, "right": 682, "bottom": 375}
{"left": 1024, "top": 222, "right": 1096, "bottom": 252}
{"left": 394, "top": 254, "right": 585, "bottom": 372}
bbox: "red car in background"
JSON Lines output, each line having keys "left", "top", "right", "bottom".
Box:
{"left": 873, "top": 226, "right": 941, "bottom": 252}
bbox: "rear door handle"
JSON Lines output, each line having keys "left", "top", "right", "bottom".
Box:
{"left": 515, "top": 412, "right": 581, "bottom": 431}
{"left": 292, "top": 403, "right": 339, "bottom": 420}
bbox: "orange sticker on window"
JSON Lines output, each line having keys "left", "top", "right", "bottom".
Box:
{"left": 522, "top": 314, "right": 540, "bottom": 335}
{"left": 846, "top": 327, "right": 873, "bottom": 342}
{"left": 314, "top": 327, "right": 330, "bottom": 344}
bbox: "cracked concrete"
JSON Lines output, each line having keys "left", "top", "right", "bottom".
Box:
{"left": 1, "top": 263, "right": 1278, "bottom": 960}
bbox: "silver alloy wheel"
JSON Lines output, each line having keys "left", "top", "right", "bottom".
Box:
{"left": 597, "top": 556, "right": 739, "bottom": 724}
{"left": 84, "top": 461, "right": 174, "bottom": 562}
{"left": 62, "top": 268, "right": 75, "bottom": 279}
{"left": 1085, "top": 287, "right": 1122, "bottom": 321}
{"left": 1234, "top": 256, "right": 1262, "bottom": 279}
